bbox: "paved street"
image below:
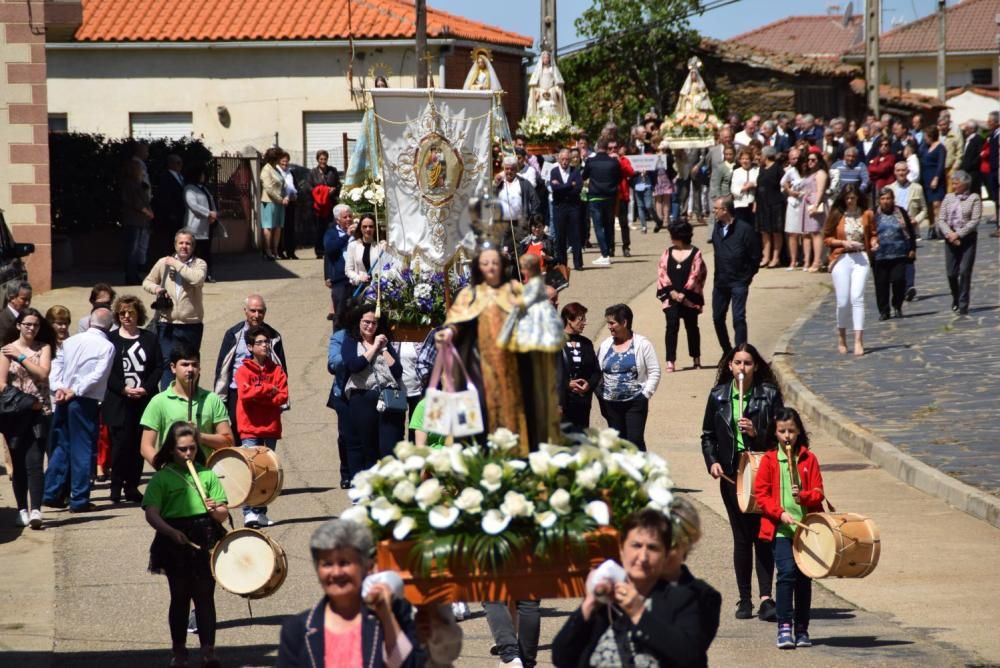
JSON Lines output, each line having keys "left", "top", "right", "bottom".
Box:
{"left": 788, "top": 224, "right": 1000, "bottom": 496}
{"left": 1, "top": 226, "right": 997, "bottom": 666}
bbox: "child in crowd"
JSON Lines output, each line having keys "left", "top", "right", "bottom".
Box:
{"left": 753, "top": 407, "right": 826, "bottom": 649}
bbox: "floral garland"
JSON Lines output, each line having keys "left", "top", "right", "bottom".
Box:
{"left": 342, "top": 428, "right": 674, "bottom": 574}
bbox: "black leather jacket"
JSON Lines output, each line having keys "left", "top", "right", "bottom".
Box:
{"left": 701, "top": 381, "right": 783, "bottom": 477}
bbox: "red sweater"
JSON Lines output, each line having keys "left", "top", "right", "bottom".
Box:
{"left": 235, "top": 358, "right": 289, "bottom": 438}
{"left": 753, "top": 445, "right": 825, "bottom": 542}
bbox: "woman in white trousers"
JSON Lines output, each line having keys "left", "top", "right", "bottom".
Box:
{"left": 822, "top": 184, "right": 875, "bottom": 356}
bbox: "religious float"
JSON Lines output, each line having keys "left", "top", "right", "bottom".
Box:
{"left": 659, "top": 57, "right": 721, "bottom": 150}
{"left": 517, "top": 49, "right": 573, "bottom": 155}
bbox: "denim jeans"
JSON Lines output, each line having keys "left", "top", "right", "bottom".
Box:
{"left": 157, "top": 322, "right": 205, "bottom": 389}
{"left": 241, "top": 438, "right": 277, "bottom": 515}
{"left": 483, "top": 600, "right": 540, "bottom": 668}
{"left": 588, "top": 199, "right": 615, "bottom": 257}
{"left": 774, "top": 537, "right": 811, "bottom": 628}
{"left": 634, "top": 187, "right": 662, "bottom": 230}
{"left": 123, "top": 225, "right": 150, "bottom": 284}
{"left": 712, "top": 281, "right": 750, "bottom": 354}
{"left": 43, "top": 398, "right": 99, "bottom": 510}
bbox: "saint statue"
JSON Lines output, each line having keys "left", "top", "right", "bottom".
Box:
{"left": 527, "top": 50, "right": 570, "bottom": 120}
{"left": 463, "top": 48, "right": 502, "bottom": 92}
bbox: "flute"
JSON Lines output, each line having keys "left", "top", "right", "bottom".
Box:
{"left": 737, "top": 372, "right": 745, "bottom": 431}
{"left": 186, "top": 372, "right": 194, "bottom": 424}
{"left": 185, "top": 459, "right": 212, "bottom": 512}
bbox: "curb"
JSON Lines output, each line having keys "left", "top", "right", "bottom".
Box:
{"left": 771, "top": 291, "right": 1000, "bottom": 530}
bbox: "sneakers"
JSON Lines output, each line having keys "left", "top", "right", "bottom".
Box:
{"left": 795, "top": 627, "right": 812, "bottom": 647}
{"left": 244, "top": 510, "right": 275, "bottom": 528}
{"left": 591, "top": 256, "right": 611, "bottom": 266}
{"left": 16, "top": 509, "right": 29, "bottom": 527}
{"left": 500, "top": 659, "right": 523, "bottom": 667}
{"left": 735, "top": 599, "right": 754, "bottom": 619}
{"left": 758, "top": 598, "right": 777, "bottom": 621}
{"left": 777, "top": 624, "right": 795, "bottom": 649}
{"left": 187, "top": 609, "right": 198, "bottom": 634}
{"left": 29, "top": 509, "right": 42, "bottom": 530}
{"left": 451, "top": 601, "right": 470, "bottom": 621}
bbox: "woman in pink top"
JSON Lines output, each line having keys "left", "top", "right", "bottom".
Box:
{"left": 277, "top": 519, "right": 424, "bottom": 668}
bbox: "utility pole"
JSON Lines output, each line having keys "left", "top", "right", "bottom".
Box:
{"left": 415, "top": 0, "right": 427, "bottom": 88}
{"left": 540, "top": 0, "right": 558, "bottom": 55}
{"left": 865, "top": 0, "right": 881, "bottom": 116}
{"left": 936, "top": 0, "right": 946, "bottom": 101}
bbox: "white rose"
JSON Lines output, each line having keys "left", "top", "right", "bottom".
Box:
{"left": 393, "top": 515, "right": 416, "bottom": 540}
{"left": 391, "top": 479, "right": 416, "bottom": 504}
{"left": 403, "top": 455, "right": 427, "bottom": 472}
{"left": 585, "top": 500, "right": 611, "bottom": 526}
{"left": 426, "top": 448, "right": 452, "bottom": 475}
{"left": 482, "top": 509, "right": 512, "bottom": 535}
{"left": 575, "top": 462, "right": 602, "bottom": 490}
{"left": 506, "top": 460, "right": 527, "bottom": 473}
{"left": 528, "top": 452, "right": 553, "bottom": 477}
{"left": 480, "top": 463, "right": 503, "bottom": 493}
{"left": 500, "top": 490, "right": 534, "bottom": 518}
{"left": 488, "top": 428, "right": 519, "bottom": 453}
{"left": 340, "top": 505, "right": 370, "bottom": 526}
{"left": 535, "top": 510, "right": 558, "bottom": 528}
{"left": 348, "top": 472, "right": 373, "bottom": 501}
{"left": 598, "top": 428, "right": 620, "bottom": 450}
{"left": 613, "top": 452, "right": 643, "bottom": 482}
{"left": 394, "top": 441, "right": 416, "bottom": 460}
{"left": 415, "top": 478, "right": 442, "bottom": 509}
{"left": 378, "top": 459, "right": 407, "bottom": 482}
{"left": 429, "top": 505, "right": 460, "bottom": 529}
{"left": 551, "top": 451, "right": 574, "bottom": 469}
{"left": 549, "top": 488, "right": 572, "bottom": 515}
{"left": 370, "top": 497, "right": 402, "bottom": 526}
{"left": 454, "top": 487, "right": 484, "bottom": 514}
{"left": 646, "top": 479, "right": 674, "bottom": 507}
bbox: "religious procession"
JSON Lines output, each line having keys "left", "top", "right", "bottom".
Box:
{"left": 2, "top": 0, "right": 999, "bottom": 667}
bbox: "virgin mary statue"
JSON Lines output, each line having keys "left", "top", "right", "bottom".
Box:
{"left": 527, "top": 50, "right": 570, "bottom": 120}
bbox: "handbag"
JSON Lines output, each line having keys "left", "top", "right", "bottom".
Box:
{"left": 0, "top": 385, "right": 37, "bottom": 439}
{"left": 378, "top": 386, "right": 408, "bottom": 413}
{"left": 423, "top": 342, "right": 484, "bottom": 438}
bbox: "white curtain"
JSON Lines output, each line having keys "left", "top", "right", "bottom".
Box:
{"left": 370, "top": 89, "right": 496, "bottom": 268}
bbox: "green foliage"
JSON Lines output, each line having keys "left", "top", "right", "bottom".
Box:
{"left": 49, "top": 133, "right": 213, "bottom": 233}
{"left": 561, "top": 0, "right": 702, "bottom": 137}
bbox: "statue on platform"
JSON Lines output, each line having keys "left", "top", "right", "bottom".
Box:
{"left": 463, "top": 48, "right": 502, "bottom": 91}
{"left": 527, "top": 50, "right": 570, "bottom": 120}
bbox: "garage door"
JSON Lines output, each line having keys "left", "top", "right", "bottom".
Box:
{"left": 303, "top": 111, "right": 363, "bottom": 171}
{"left": 130, "top": 112, "right": 193, "bottom": 140}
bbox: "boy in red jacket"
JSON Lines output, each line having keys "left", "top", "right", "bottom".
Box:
{"left": 236, "top": 324, "right": 289, "bottom": 528}
{"left": 752, "top": 407, "right": 825, "bottom": 651}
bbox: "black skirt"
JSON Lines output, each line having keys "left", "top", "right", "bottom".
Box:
{"left": 148, "top": 514, "right": 226, "bottom": 577}
{"left": 755, "top": 201, "right": 786, "bottom": 233}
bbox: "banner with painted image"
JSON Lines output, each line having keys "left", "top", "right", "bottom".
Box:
{"left": 371, "top": 89, "right": 495, "bottom": 268}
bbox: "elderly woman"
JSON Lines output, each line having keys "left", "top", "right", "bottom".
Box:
{"left": 552, "top": 509, "right": 722, "bottom": 668}
{"left": 277, "top": 519, "right": 423, "bottom": 668}
{"left": 729, "top": 149, "right": 758, "bottom": 228}
{"left": 936, "top": 170, "right": 982, "bottom": 316}
{"left": 560, "top": 302, "right": 600, "bottom": 432}
{"left": 597, "top": 304, "right": 660, "bottom": 450}
{"left": 823, "top": 185, "right": 874, "bottom": 356}
{"left": 755, "top": 146, "right": 785, "bottom": 268}
{"left": 260, "top": 146, "right": 289, "bottom": 261}
{"left": 872, "top": 187, "right": 917, "bottom": 321}
{"left": 781, "top": 145, "right": 807, "bottom": 269}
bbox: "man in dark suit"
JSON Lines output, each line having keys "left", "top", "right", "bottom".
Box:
{"left": 709, "top": 197, "right": 761, "bottom": 354}
{"left": 959, "top": 121, "right": 986, "bottom": 197}
{"left": 988, "top": 111, "right": 1000, "bottom": 233}
{"left": 152, "top": 153, "right": 186, "bottom": 257}
{"left": 581, "top": 137, "right": 621, "bottom": 265}
{"left": 0, "top": 281, "right": 31, "bottom": 343}
{"left": 549, "top": 148, "right": 584, "bottom": 270}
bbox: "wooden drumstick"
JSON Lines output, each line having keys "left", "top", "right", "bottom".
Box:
{"left": 720, "top": 472, "right": 737, "bottom": 485}
{"left": 791, "top": 519, "right": 817, "bottom": 535}
{"left": 186, "top": 372, "right": 195, "bottom": 424}
{"left": 185, "top": 459, "right": 212, "bottom": 512}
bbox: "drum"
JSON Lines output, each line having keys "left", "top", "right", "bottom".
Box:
{"left": 211, "top": 528, "right": 288, "bottom": 598}
{"left": 207, "top": 446, "right": 282, "bottom": 508}
{"left": 736, "top": 451, "right": 764, "bottom": 513}
{"left": 793, "top": 512, "right": 881, "bottom": 579}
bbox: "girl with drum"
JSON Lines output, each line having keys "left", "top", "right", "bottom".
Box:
{"left": 143, "top": 422, "right": 229, "bottom": 668}
{"left": 752, "top": 407, "right": 826, "bottom": 649}
{"left": 700, "top": 343, "right": 783, "bottom": 621}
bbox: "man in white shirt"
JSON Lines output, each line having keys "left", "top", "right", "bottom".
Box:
{"left": 43, "top": 308, "right": 116, "bottom": 512}
{"left": 494, "top": 156, "right": 541, "bottom": 252}
{"left": 734, "top": 117, "right": 760, "bottom": 149}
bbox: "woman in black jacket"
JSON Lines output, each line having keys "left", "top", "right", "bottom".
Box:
{"left": 551, "top": 509, "right": 721, "bottom": 668}
{"left": 559, "top": 302, "right": 600, "bottom": 432}
{"left": 700, "top": 342, "right": 783, "bottom": 622}
{"left": 103, "top": 295, "right": 163, "bottom": 503}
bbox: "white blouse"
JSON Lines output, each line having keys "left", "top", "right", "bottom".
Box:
{"left": 730, "top": 166, "right": 759, "bottom": 208}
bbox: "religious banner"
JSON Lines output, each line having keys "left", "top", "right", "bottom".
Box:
{"left": 371, "top": 89, "right": 495, "bottom": 268}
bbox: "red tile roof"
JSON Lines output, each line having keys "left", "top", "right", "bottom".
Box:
{"left": 74, "top": 0, "right": 533, "bottom": 48}
{"left": 730, "top": 14, "right": 863, "bottom": 58}
{"left": 847, "top": 0, "right": 996, "bottom": 55}
{"left": 848, "top": 79, "right": 948, "bottom": 112}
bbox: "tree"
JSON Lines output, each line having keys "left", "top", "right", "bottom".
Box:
{"left": 561, "top": 0, "right": 702, "bottom": 137}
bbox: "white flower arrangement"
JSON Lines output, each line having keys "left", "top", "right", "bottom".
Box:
{"left": 343, "top": 177, "right": 385, "bottom": 211}
{"left": 346, "top": 428, "right": 674, "bottom": 574}
{"left": 518, "top": 112, "right": 573, "bottom": 145}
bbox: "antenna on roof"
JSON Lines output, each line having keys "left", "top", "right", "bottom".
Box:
{"left": 842, "top": 1, "right": 854, "bottom": 28}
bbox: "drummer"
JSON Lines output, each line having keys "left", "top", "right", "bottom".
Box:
{"left": 142, "top": 421, "right": 228, "bottom": 668}
{"left": 700, "top": 343, "right": 783, "bottom": 621}
{"left": 140, "top": 344, "right": 234, "bottom": 465}
{"left": 752, "top": 407, "right": 825, "bottom": 649}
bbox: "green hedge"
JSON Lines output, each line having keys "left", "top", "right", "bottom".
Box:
{"left": 49, "top": 133, "right": 213, "bottom": 233}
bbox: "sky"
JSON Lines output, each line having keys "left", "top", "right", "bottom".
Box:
{"left": 428, "top": 0, "right": 948, "bottom": 50}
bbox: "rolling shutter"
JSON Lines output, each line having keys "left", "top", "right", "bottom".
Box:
{"left": 303, "top": 111, "right": 363, "bottom": 171}
{"left": 130, "top": 112, "right": 193, "bottom": 140}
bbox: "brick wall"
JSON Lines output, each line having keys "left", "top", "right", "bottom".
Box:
{"left": 1, "top": 0, "right": 53, "bottom": 290}
{"left": 444, "top": 47, "right": 526, "bottom": 132}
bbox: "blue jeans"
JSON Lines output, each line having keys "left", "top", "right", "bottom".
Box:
{"left": 588, "top": 199, "right": 615, "bottom": 258}
{"left": 157, "top": 322, "right": 205, "bottom": 389}
{"left": 774, "top": 537, "right": 812, "bottom": 628}
{"left": 634, "top": 187, "right": 661, "bottom": 230}
{"left": 712, "top": 281, "right": 749, "bottom": 354}
{"left": 241, "top": 438, "right": 277, "bottom": 515}
{"left": 123, "top": 226, "right": 150, "bottom": 284}
{"left": 43, "top": 398, "right": 99, "bottom": 510}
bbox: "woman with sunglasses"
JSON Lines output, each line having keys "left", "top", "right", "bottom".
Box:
{"left": 143, "top": 421, "right": 228, "bottom": 668}
{"left": 103, "top": 295, "right": 163, "bottom": 503}
{"left": 0, "top": 308, "right": 55, "bottom": 529}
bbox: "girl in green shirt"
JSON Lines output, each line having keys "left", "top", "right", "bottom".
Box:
{"left": 143, "top": 422, "right": 228, "bottom": 668}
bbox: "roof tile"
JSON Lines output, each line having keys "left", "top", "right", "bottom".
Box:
{"left": 731, "top": 14, "right": 864, "bottom": 58}
{"left": 847, "top": 0, "right": 996, "bottom": 55}
{"left": 75, "top": 0, "right": 533, "bottom": 47}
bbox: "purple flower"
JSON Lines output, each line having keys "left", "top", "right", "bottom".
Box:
{"left": 401, "top": 268, "right": 413, "bottom": 282}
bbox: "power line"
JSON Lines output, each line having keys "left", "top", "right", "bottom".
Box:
{"left": 556, "top": 0, "right": 742, "bottom": 58}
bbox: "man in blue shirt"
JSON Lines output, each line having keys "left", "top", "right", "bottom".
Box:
{"left": 831, "top": 147, "right": 870, "bottom": 198}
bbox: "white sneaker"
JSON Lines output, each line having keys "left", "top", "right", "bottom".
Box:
{"left": 451, "top": 601, "right": 469, "bottom": 621}
{"left": 591, "top": 256, "right": 611, "bottom": 266}
{"left": 244, "top": 510, "right": 261, "bottom": 528}
{"left": 257, "top": 512, "right": 276, "bottom": 527}
{"left": 500, "top": 659, "right": 524, "bottom": 667}
{"left": 29, "top": 509, "right": 42, "bottom": 530}
{"left": 16, "top": 509, "right": 28, "bottom": 527}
